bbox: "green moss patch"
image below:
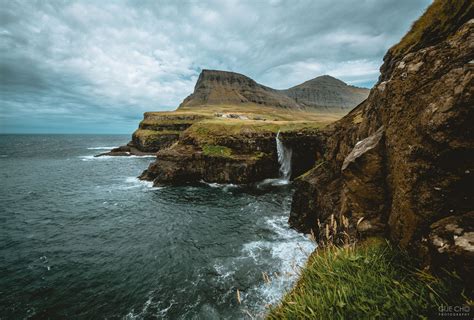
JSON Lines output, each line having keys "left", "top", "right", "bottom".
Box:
{"left": 267, "top": 239, "right": 467, "bottom": 319}
{"left": 202, "top": 145, "right": 233, "bottom": 158}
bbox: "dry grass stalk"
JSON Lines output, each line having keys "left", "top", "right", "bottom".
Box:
{"left": 236, "top": 288, "right": 241, "bottom": 304}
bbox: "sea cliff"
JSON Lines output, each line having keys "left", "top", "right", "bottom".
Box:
{"left": 289, "top": 0, "right": 473, "bottom": 288}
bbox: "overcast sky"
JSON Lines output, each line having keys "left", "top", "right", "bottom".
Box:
{"left": 1, "top": 0, "right": 431, "bottom": 133}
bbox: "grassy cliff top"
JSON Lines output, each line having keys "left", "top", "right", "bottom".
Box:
{"left": 389, "top": 0, "right": 473, "bottom": 58}
{"left": 138, "top": 104, "right": 342, "bottom": 145}
{"left": 184, "top": 118, "right": 327, "bottom": 145}
{"left": 170, "top": 103, "right": 345, "bottom": 121}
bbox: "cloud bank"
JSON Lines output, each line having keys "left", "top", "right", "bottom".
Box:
{"left": 0, "top": 0, "right": 431, "bottom": 133}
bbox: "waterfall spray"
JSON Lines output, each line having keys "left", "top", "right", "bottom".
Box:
{"left": 276, "top": 131, "right": 292, "bottom": 181}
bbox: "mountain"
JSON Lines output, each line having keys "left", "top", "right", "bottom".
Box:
{"left": 178, "top": 69, "right": 369, "bottom": 111}
{"left": 178, "top": 70, "right": 300, "bottom": 109}
{"left": 280, "top": 75, "right": 369, "bottom": 109}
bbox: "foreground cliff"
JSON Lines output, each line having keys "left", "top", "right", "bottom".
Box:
{"left": 289, "top": 0, "right": 473, "bottom": 287}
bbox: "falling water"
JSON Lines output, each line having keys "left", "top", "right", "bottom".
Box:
{"left": 276, "top": 131, "right": 293, "bottom": 181}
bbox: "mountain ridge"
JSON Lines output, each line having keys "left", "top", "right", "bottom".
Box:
{"left": 178, "top": 69, "right": 369, "bottom": 111}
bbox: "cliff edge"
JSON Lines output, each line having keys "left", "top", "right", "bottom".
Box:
{"left": 290, "top": 0, "right": 473, "bottom": 287}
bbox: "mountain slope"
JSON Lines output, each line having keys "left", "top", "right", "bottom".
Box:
{"left": 178, "top": 70, "right": 369, "bottom": 111}
{"left": 178, "top": 70, "right": 301, "bottom": 109}
{"left": 280, "top": 75, "right": 369, "bottom": 109}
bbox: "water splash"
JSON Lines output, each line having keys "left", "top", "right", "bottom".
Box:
{"left": 276, "top": 131, "right": 292, "bottom": 181}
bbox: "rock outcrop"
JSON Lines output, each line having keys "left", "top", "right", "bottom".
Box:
{"left": 139, "top": 123, "right": 325, "bottom": 186}
{"left": 96, "top": 112, "right": 208, "bottom": 157}
{"left": 280, "top": 75, "right": 369, "bottom": 110}
{"left": 289, "top": 0, "right": 473, "bottom": 284}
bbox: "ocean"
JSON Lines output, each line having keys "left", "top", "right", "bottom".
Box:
{"left": 0, "top": 134, "right": 315, "bottom": 319}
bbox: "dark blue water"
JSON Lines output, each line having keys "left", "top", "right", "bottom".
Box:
{"left": 0, "top": 135, "right": 315, "bottom": 319}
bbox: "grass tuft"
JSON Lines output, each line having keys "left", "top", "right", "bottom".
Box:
{"left": 267, "top": 238, "right": 468, "bottom": 320}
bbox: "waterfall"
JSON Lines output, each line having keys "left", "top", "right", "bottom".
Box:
{"left": 276, "top": 131, "right": 292, "bottom": 181}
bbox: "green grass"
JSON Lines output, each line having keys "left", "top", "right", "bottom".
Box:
{"left": 202, "top": 145, "right": 233, "bottom": 157}
{"left": 267, "top": 238, "right": 468, "bottom": 320}
{"left": 133, "top": 129, "right": 181, "bottom": 138}
{"left": 185, "top": 119, "right": 327, "bottom": 145}
{"left": 177, "top": 103, "right": 346, "bottom": 122}
{"left": 389, "top": 0, "right": 473, "bottom": 58}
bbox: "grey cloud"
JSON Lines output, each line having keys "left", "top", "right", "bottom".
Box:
{"left": 0, "top": 0, "right": 431, "bottom": 133}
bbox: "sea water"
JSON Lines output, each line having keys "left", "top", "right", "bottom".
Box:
{"left": 0, "top": 134, "right": 315, "bottom": 319}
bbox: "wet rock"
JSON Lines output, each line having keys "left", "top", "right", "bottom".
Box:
{"left": 95, "top": 145, "right": 155, "bottom": 157}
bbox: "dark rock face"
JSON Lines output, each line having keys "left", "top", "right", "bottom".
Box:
{"left": 140, "top": 130, "right": 326, "bottom": 186}
{"left": 95, "top": 145, "right": 155, "bottom": 157}
{"left": 289, "top": 1, "right": 473, "bottom": 279}
{"left": 140, "top": 132, "right": 278, "bottom": 185}
{"left": 179, "top": 70, "right": 301, "bottom": 109}
{"left": 340, "top": 126, "right": 387, "bottom": 236}
{"left": 97, "top": 113, "right": 207, "bottom": 156}
{"left": 140, "top": 145, "right": 278, "bottom": 186}
{"left": 428, "top": 212, "right": 474, "bottom": 290}
{"left": 279, "top": 131, "right": 327, "bottom": 179}
{"left": 280, "top": 75, "right": 369, "bottom": 110}
{"left": 131, "top": 132, "right": 179, "bottom": 152}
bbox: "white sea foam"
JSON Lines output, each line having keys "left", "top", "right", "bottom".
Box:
{"left": 243, "top": 216, "right": 316, "bottom": 313}
{"left": 125, "top": 296, "right": 174, "bottom": 319}
{"left": 124, "top": 177, "right": 160, "bottom": 190}
{"left": 86, "top": 146, "right": 118, "bottom": 150}
{"left": 200, "top": 180, "right": 239, "bottom": 191}
{"left": 256, "top": 178, "right": 290, "bottom": 188}
{"left": 79, "top": 155, "right": 156, "bottom": 161}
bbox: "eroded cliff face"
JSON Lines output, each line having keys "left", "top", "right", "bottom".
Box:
{"left": 97, "top": 112, "right": 208, "bottom": 156}
{"left": 290, "top": 1, "right": 473, "bottom": 284}
{"left": 139, "top": 124, "right": 326, "bottom": 186}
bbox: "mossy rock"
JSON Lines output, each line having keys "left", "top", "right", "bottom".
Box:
{"left": 202, "top": 145, "right": 233, "bottom": 158}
